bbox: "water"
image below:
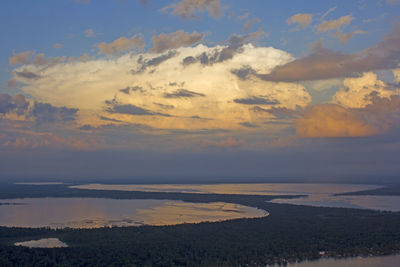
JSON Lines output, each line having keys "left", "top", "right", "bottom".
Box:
{"left": 70, "top": 183, "right": 380, "bottom": 195}
{"left": 0, "top": 198, "right": 266, "bottom": 228}
{"left": 70, "top": 183, "right": 400, "bottom": 211}
{"left": 272, "top": 254, "right": 400, "bottom": 267}
{"left": 271, "top": 194, "right": 400, "bottom": 212}
{"left": 14, "top": 238, "right": 68, "bottom": 248}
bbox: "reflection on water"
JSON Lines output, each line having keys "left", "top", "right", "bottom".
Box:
{"left": 70, "top": 183, "right": 400, "bottom": 211}
{"left": 272, "top": 254, "right": 400, "bottom": 267}
{"left": 70, "top": 183, "right": 380, "bottom": 195}
{"left": 271, "top": 194, "right": 400, "bottom": 211}
{"left": 137, "top": 201, "right": 268, "bottom": 225}
{"left": 15, "top": 182, "right": 66, "bottom": 185}
{"left": 0, "top": 198, "right": 266, "bottom": 228}
{"left": 15, "top": 238, "right": 68, "bottom": 248}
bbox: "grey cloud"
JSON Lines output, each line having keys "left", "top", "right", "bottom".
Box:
{"left": 239, "top": 122, "right": 258, "bottom": 128}
{"left": 100, "top": 116, "right": 124, "bottom": 123}
{"left": 263, "top": 106, "right": 302, "bottom": 119}
{"left": 119, "top": 87, "right": 130, "bottom": 94}
{"left": 164, "top": 89, "right": 205, "bottom": 98}
{"left": 154, "top": 103, "right": 175, "bottom": 110}
{"left": 119, "top": 86, "right": 145, "bottom": 95}
{"left": 15, "top": 71, "right": 41, "bottom": 80}
{"left": 182, "top": 56, "right": 197, "bottom": 66}
{"left": 234, "top": 96, "right": 279, "bottom": 105}
{"left": 106, "top": 100, "right": 171, "bottom": 117}
{"left": 182, "top": 31, "right": 266, "bottom": 66}
{"left": 32, "top": 102, "right": 78, "bottom": 123}
{"left": 133, "top": 50, "right": 178, "bottom": 74}
{"left": 151, "top": 30, "right": 204, "bottom": 53}
{"left": 231, "top": 66, "right": 256, "bottom": 80}
{"left": 259, "top": 26, "right": 400, "bottom": 82}
{"left": 0, "top": 93, "right": 29, "bottom": 115}
{"left": 79, "top": 124, "right": 95, "bottom": 131}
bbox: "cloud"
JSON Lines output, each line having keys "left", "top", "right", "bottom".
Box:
{"left": 332, "top": 72, "right": 394, "bottom": 108}
{"left": 33, "top": 53, "right": 51, "bottom": 65}
{"left": 163, "top": 0, "right": 221, "bottom": 19}
{"left": 393, "top": 68, "right": 400, "bottom": 83}
{"left": 231, "top": 66, "right": 256, "bottom": 80}
{"left": 239, "top": 122, "right": 257, "bottom": 128}
{"left": 15, "top": 70, "right": 41, "bottom": 80}
{"left": 262, "top": 106, "right": 301, "bottom": 119}
{"left": 54, "top": 43, "right": 63, "bottom": 49}
{"left": 387, "top": 0, "right": 400, "bottom": 5}
{"left": 164, "top": 89, "right": 205, "bottom": 98}
{"left": 32, "top": 102, "right": 79, "bottom": 123}
{"left": 287, "top": 13, "right": 313, "bottom": 30}
{"left": 182, "top": 31, "right": 267, "bottom": 66}
{"left": 12, "top": 43, "right": 310, "bottom": 131}
{"left": 106, "top": 100, "right": 170, "bottom": 117}
{"left": 154, "top": 103, "right": 175, "bottom": 110}
{"left": 98, "top": 35, "right": 145, "bottom": 55}
{"left": 234, "top": 96, "right": 279, "bottom": 105}
{"left": 151, "top": 30, "right": 204, "bottom": 53}
{"left": 258, "top": 26, "right": 400, "bottom": 82}
{"left": 296, "top": 104, "right": 377, "bottom": 138}
{"left": 7, "top": 78, "right": 18, "bottom": 90}
{"left": 333, "top": 29, "right": 367, "bottom": 44}
{"left": 85, "top": 28, "right": 95, "bottom": 38}
{"left": 9, "top": 51, "right": 31, "bottom": 65}
{"left": 133, "top": 50, "right": 178, "bottom": 74}
{"left": 119, "top": 86, "right": 145, "bottom": 95}
{"left": 0, "top": 93, "right": 29, "bottom": 115}
{"left": 317, "top": 14, "right": 353, "bottom": 33}
{"left": 243, "top": 17, "right": 260, "bottom": 32}
{"left": 100, "top": 116, "right": 124, "bottom": 123}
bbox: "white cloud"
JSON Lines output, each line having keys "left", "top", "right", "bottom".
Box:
{"left": 13, "top": 44, "right": 311, "bottom": 131}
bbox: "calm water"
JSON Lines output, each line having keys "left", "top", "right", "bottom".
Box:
{"left": 272, "top": 254, "right": 400, "bottom": 267}
{"left": 0, "top": 198, "right": 266, "bottom": 228}
{"left": 70, "top": 183, "right": 400, "bottom": 211}
{"left": 15, "top": 238, "right": 68, "bottom": 248}
{"left": 70, "top": 183, "right": 380, "bottom": 195}
{"left": 270, "top": 194, "right": 400, "bottom": 211}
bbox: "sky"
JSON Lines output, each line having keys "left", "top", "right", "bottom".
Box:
{"left": 1, "top": 0, "right": 400, "bottom": 182}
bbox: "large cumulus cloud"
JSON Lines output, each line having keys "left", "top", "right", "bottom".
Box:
{"left": 12, "top": 42, "right": 311, "bottom": 131}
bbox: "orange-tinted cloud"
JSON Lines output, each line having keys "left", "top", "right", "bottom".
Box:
{"left": 163, "top": 0, "right": 221, "bottom": 19}
{"left": 287, "top": 13, "right": 313, "bottom": 30}
{"left": 317, "top": 14, "right": 353, "bottom": 33}
{"left": 296, "top": 104, "right": 377, "bottom": 138}
{"left": 333, "top": 29, "right": 367, "bottom": 44}
{"left": 9, "top": 51, "right": 31, "bottom": 65}
{"left": 98, "top": 35, "right": 145, "bottom": 55}
{"left": 259, "top": 26, "right": 400, "bottom": 82}
{"left": 151, "top": 30, "right": 204, "bottom": 53}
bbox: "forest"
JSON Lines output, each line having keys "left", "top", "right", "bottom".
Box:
{"left": 0, "top": 183, "right": 400, "bottom": 266}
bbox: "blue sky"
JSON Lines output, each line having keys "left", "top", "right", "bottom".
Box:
{"left": 1, "top": 0, "right": 400, "bottom": 181}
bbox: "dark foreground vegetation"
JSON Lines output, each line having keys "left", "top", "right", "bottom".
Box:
{"left": 0, "top": 183, "right": 400, "bottom": 266}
